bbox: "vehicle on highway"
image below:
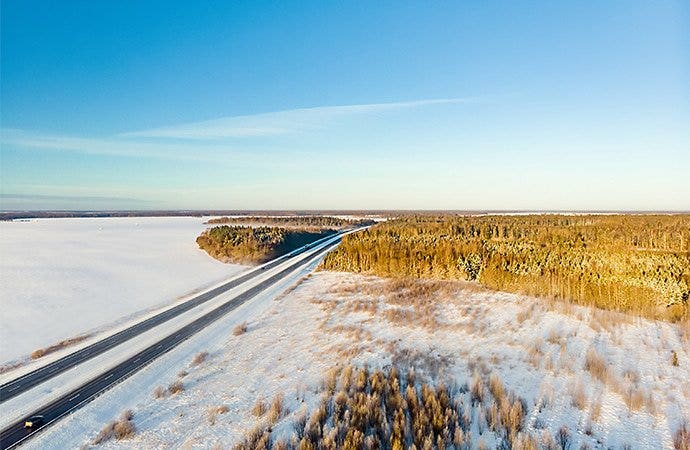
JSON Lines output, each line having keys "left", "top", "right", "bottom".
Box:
{"left": 23, "top": 416, "right": 44, "bottom": 429}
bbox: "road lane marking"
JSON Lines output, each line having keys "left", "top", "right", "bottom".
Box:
{"left": 68, "top": 393, "right": 80, "bottom": 402}
{"left": 104, "top": 374, "right": 113, "bottom": 380}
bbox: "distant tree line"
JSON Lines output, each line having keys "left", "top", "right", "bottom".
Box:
{"left": 197, "top": 226, "right": 334, "bottom": 264}
{"left": 206, "top": 216, "right": 376, "bottom": 230}
{"left": 321, "top": 215, "right": 690, "bottom": 321}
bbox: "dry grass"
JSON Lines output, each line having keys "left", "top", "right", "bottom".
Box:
{"left": 527, "top": 338, "right": 544, "bottom": 368}
{"left": 569, "top": 378, "right": 587, "bottom": 410}
{"left": 207, "top": 405, "right": 229, "bottom": 425}
{"left": 168, "top": 380, "right": 184, "bottom": 395}
{"left": 589, "top": 308, "right": 633, "bottom": 333}
{"left": 92, "top": 410, "right": 135, "bottom": 444}
{"left": 30, "top": 334, "right": 91, "bottom": 360}
{"left": 675, "top": 422, "right": 690, "bottom": 450}
{"left": 0, "top": 361, "right": 23, "bottom": 375}
{"left": 267, "top": 393, "right": 284, "bottom": 423}
{"left": 233, "top": 322, "right": 248, "bottom": 336}
{"left": 488, "top": 372, "right": 506, "bottom": 404}
{"left": 589, "top": 393, "right": 603, "bottom": 422}
{"left": 153, "top": 386, "right": 166, "bottom": 399}
{"left": 251, "top": 398, "right": 268, "bottom": 417}
{"left": 584, "top": 347, "right": 608, "bottom": 383}
{"left": 191, "top": 351, "right": 209, "bottom": 366}
{"left": 471, "top": 371, "right": 485, "bottom": 405}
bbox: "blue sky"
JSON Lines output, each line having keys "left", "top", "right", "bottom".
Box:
{"left": 1, "top": 1, "right": 688, "bottom": 210}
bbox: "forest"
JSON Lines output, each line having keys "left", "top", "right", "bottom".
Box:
{"left": 197, "top": 226, "right": 334, "bottom": 264}
{"left": 321, "top": 215, "right": 690, "bottom": 321}
{"left": 205, "top": 216, "right": 376, "bottom": 230}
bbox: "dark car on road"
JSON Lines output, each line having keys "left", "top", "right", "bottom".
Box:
{"left": 24, "top": 415, "right": 44, "bottom": 429}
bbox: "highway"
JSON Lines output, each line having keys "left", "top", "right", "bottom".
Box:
{"left": 0, "top": 232, "right": 344, "bottom": 449}
{"left": 0, "top": 231, "right": 338, "bottom": 403}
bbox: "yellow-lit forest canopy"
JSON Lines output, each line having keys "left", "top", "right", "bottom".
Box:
{"left": 321, "top": 215, "right": 690, "bottom": 321}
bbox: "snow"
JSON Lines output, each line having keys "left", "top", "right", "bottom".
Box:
{"left": 0, "top": 234, "right": 343, "bottom": 432}
{"left": 0, "top": 217, "right": 246, "bottom": 364}
{"left": 25, "top": 271, "right": 690, "bottom": 449}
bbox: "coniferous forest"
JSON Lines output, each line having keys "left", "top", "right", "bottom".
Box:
{"left": 321, "top": 215, "right": 690, "bottom": 321}
{"left": 197, "top": 226, "right": 334, "bottom": 265}
{"left": 205, "top": 216, "right": 376, "bottom": 230}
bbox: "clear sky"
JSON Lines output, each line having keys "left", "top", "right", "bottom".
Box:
{"left": 1, "top": 1, "right": 688, "bottom": 211}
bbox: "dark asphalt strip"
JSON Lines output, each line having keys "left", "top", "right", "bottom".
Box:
{"left": 0, "top": 231, "right": 338, "bottom": 403}
{"left": 0, "top": 236, "right": 340, "bottom": 449}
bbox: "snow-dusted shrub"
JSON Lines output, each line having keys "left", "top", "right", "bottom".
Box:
{"left": 233, "top": 322, "right": 248, "bottom": 336}
{"left": 569, "top": 378, "right": 587, "bottom": 410}
{"left": 207, "top": 405, "right": 229, "bottom": 425}
{"left": 168, "top": 380, "right": 184, "bottom": 395}
{"left": 675, "top": 421, "right": 690, "bottom": 450}
{"left": 488, "top": 372, "right": 506, "bottom": 405}
{"left": 583, "top": 347, "right": 608, "bottom": 382}
{"left": 153, "top": 385, "right": 166, "bottom": 399}
{"left": 191, "top": 351, "right": 208, "bottom": 366}
{"left": 267, "top": 393, "right": 284, "bottom": 423}
{"left": 252, "top": 398, "right": 268, "bottom": 417}
{"left": 470, "top": 371, "right": 484, "bottom": 405}
{"left": 92, "top": 410, "right": 135, "bottom": 445}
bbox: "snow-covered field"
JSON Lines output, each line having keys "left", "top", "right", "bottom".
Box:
{"left": 27, "top": 271, "right": 690, "bottom": 449}
{"left": 0, "top": 217, "right": 245, "bottom": 364}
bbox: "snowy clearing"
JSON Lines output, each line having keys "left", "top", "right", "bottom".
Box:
{"left": 0, "top": 217, "right": 245, "bottom": 364}
{"left": 24, "top": 271, "right": 690, "bottom": 449}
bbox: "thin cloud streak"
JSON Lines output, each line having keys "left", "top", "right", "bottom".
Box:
{"left": 0, "top": 128, "right": 254, "bottom": 162}
{"left": 1, "top": 98, "right": 474, "bottom": 160}
{"left": 121, "top": 98, "right": 474, "bottom": 140}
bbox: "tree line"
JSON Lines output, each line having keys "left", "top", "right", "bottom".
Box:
{"left": 321, "top": 215, "right": 690, "bottom": 321}
{"left": 197, "top": 226, "right": 333, "bottom": 265}
{"left": 206, "top": 216, "right": 376, "bottom": 230}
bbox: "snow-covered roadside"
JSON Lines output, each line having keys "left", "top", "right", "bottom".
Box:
{"left": 0, "top": 217, "right": 245, "bottom": 363}
{"left": 24, "top": 246, "right": 332, "bottom": 449}
{"left": 0, "top": 234, "right": 341, "bottom": 431}
{"left": 25, "top": 271, "right": 690, "bottom": 449}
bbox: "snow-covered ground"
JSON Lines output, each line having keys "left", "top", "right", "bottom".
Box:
{"left": 26, "top": 271, "right": 690, "bottom": 449}
{"left": 0, "top": 217, "right": 245, "bottom": 364}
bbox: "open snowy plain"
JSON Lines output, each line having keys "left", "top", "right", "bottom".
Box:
{"left": 25, "top": 270, "right": 690, "bottom": 449}
{"left": 0, "top": 217, "right": 245, "bottom": 364}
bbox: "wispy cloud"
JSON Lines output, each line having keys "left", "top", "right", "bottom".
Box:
{"left": 121, "top": 98, "right": 473, "bottom": 140}
{"left": 1, "top": 98, "right": 473, "bottom": 159}
{"left": 0, "top": 128, "right": 248, "bottom": 161}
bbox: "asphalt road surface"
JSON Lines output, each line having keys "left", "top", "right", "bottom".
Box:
{"left": 0, "top": 231, "right": 338, "bottom": 404}
{"left": 0, "top": 233, "right": 342, "bottom": 449}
